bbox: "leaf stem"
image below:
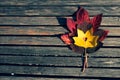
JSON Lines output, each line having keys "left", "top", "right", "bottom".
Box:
{"left": 82, "top": 48, "right": 88, "bottom": 72}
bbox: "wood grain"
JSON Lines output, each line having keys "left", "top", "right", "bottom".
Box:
{"left": 0, "top": 17, "right": 119, "bottom": 25}
{"left": 0, "top": 6, "right": 119, "bottom": 16}
{"left": 0, "top": 65, "right": 119, "bottom": 78}
{"left": 0, "top": 46, "right": 119, "bottom": 57}
{"left": 0, "top": 55, "right": 119, "bottom": 67}
{"left": 0, "top": 0, "right": 120, "bottom": 5}
{"left": 0, "top": 0, "right": 120, "bottom": 79}
{"left": 0, "top": 26, "right": 119, "bottom": 36}
{"left": 0, "top": 36, "right": 120, "bottom": 46}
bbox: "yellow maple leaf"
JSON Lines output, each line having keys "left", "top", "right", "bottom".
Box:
{"left": 73, "top": 28, "right": 99, "bottom": 48}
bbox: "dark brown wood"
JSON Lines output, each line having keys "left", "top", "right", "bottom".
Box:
{"left": 0, "top": 26, "right": 119, "bottom": 36}
{"left": 0, "top": 36, "right": 119, "bottom": 46}
{"left": 0, "top": 0, "right": 120, "bottom": 5}
{"left": 0, "top": 55, "right": 119, "bottom": 67}
{"left": 0, "top": 0, "right": 120, "bottom": 79}
{"left": 0, "top": 6, "right": 119, "bottom": 16}
{"left": 0, "top": 46, "right": 119, "bottom": 57}
{"left": 0, "top": 65, "right": 119, "bottom": 77}
{"left": 0, "top": 17, "right": 119, "bottom": 25}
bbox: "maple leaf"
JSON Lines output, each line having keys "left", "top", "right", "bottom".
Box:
{"left": 61, "top": 7, "right": 109, "bottom": 53}
{"left": 73, "top": 28, "right": 99, "bottom": 48}
{"left": 60, "top": 7, "right": 109, "bottom": 72}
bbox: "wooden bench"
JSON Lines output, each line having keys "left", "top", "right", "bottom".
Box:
{"left": 0, "top": 0, "right": 120, "bottom": 80}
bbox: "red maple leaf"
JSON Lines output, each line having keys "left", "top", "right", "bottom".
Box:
{"left": 61, "top": 7, "right": 109, "bottom": 53}
{"left": 61, "top": 7, "right": 109, "bottom": 72}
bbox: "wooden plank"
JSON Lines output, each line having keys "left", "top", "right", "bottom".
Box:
{"left": 0, "top": 36, "right": 63, "bottom": 45}
{"left": 0, "top": 75, "right": 119, "bottom": 80}
{"left": 0, "top": 76, "right": 101, "bottom": 80}
{"left": 0, "top": 26, "right": 66, "bottom": 36}
{"left": 0, "top": 36, "right": 119, "bottom": 46}
{"left": 0, "top": 46, "right": 119, "bottom": 57}
{"left": 0, "top": 65, "right": 119, "bottom": 78}
{"left": 0, "top": 56, "right": 82, "bottom": 66}
{"left": 0, "top": 0, "right": 119, "bottom": 79}
{"left": 0, "top": 0, "right": 120, "bottom": 5}
{"left": 103, "top": 38, "right": 120, "bottom": 46}
{"left": 0, "top": 17, "right": 119, "bottom": 25}
{"left": 0, "top": 26, "right": 119, "bottom": 36}
{"left": 0, "top": 55, "right": 120, "bottom": 67}
{"left": 0, "top": 6, "right": 119, "bottom": 16}
{"left": 0, "top": 76, "right": 98, "bottom": 80}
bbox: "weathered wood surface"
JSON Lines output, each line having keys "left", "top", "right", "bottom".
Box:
{"left": 0, "top": 46, "right": 119, "bottom": 56}
{"left": 0, "top": 6, "right": 119, "bottom": 16}
{"left": 0, "top": 55, "right": 120, "bottom": 67}
{"left": 0, "top": 37, "right": 120, "bottom": 46}
{"left": 0, "top": 26, "right": 120, "bottom": 36}
{"left": 0, "top": 17, "right": 119, "bottom": 25}
{"left": 0, "top": 0, "right": 120, "bottom": 5}
{"left": 0, "top": 0, "right": 120, "bottom": 80}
